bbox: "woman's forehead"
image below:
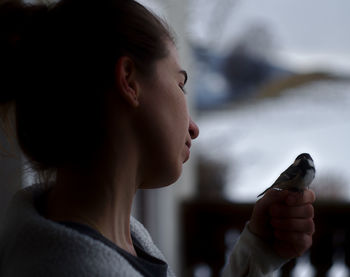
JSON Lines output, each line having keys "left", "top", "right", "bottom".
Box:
{"left": 160, "top": 43, "right": 183, "bottom": 73}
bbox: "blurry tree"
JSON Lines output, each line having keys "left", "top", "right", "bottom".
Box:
{"left": 221, "top": 23, "right": 288, "bottom": 100}
{"left": 312, "top": 173, "right": 349, "bottom": 201}
{"left": 188, "top": 0, "right": 239, "bottom": 49}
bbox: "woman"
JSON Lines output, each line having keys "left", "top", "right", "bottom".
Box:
{"left": 0, "top": 0, "right": 315, "bottom": 276}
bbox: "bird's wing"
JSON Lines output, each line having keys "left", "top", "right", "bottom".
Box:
{"left": 257, "top": 163, "right": 304, "bottom": 197}
{"left": 273, "top": 164, "right": 302, "bottom": 187}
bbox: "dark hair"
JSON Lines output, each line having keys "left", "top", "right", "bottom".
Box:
{"left": 0, "top": 0, "right": 174, "bottom": 177}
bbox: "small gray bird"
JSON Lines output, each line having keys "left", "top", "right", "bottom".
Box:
{"left": 257, "top": 153, "right": 316, "bottom": 197}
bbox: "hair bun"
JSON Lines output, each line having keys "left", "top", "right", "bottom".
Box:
{"left": 0, "top": 1, "right": 49, "bottom": 104}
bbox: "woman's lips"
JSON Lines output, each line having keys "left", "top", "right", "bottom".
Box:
{"left": 184, "top": 143, "right": 191, "bottom": 163}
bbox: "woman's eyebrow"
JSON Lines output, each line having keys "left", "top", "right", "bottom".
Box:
{"left": 179, "top": 70, "right": 188, "bottom": 84}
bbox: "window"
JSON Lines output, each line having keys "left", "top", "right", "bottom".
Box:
{"left": 189, "top": 0, "right": 350, "bottom": 202}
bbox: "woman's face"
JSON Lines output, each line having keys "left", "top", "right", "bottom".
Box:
{"left": 136, "top": 42, "right": 199, "bottom": 188}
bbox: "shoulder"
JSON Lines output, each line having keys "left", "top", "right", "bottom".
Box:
{"left": 0, "top": 184, "right": 142, "bottom": 277}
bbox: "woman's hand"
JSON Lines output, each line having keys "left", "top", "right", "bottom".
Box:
{"left": 249, "top": 189, "right": 316, "bottom": 259}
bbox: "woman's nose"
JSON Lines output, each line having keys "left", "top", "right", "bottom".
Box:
{"left": 188, "top": 117, "right": 199, "bottom": 140}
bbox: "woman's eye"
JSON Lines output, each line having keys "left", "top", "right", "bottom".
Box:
{"left": 179, "top": 84, "right": 187, "bottom": 94}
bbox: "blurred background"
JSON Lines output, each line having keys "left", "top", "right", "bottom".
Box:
{"left": 1, "top": 0, "right": 350, "bottom": 276}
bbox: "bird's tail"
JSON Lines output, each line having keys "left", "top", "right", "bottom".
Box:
{"left": 257, "top": 188, "right": 269, "bottom": 198}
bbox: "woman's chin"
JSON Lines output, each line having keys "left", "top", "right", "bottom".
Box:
{"left": 139, "top": 166, "right": 183, "bottom": 189}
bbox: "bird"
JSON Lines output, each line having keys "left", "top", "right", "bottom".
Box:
{"left": 257, "top": 153, "right": 316, "bottom": 197}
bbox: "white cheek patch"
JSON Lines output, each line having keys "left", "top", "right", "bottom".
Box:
{"left": 304, "top": 170, "right": 315, "bottom": 186}
{"left": 308, "top": 159, "right": 315, "bottom": 168}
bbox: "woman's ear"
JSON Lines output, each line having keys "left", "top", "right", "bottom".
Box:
{"left": 114, "top": 56, "right": 140, "bottom": 108}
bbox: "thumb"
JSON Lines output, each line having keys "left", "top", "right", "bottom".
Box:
{"left": 257, "top": 188, "right": 290, "bottom": 209}
{"left": 249, "top": 189, "right": 290, "bottom": 238}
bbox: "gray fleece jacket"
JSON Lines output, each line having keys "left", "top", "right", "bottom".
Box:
{"left": 0, "top": 184, "right": 285, "bottom": 277}
{"left": 0, "top": 184, "right": 175, "bottom": 277}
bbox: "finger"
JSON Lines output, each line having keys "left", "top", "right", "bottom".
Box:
{"left": 285, "top": 189, "right": 316, "bottom": 206}
{"left": 270, "top": 218, "right": 315, "bottom": 234}
{"left": 273, "top": 234, "right": 312, "bottom": 258}
{"left": 260, "top": 189, "right": 291, "bottom": 206}
{"left": 273, "top": 241, "right": 298, "bottom": 259}
{"left": 274, "top": 230, "right": 313, "bottom": 246}
{"left": 270, "top": 203, "right": 314, "bottom": 219}
{"left": 274, "top": 232, "right": 313, "bottom": 258}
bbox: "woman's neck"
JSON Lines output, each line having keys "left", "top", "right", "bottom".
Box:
{"left": 45, "top": 159, "right": 139, "bottom": 256}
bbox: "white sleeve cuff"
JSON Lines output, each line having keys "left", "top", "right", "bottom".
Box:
{"left": 221, "top": 223, "right": 287, "bottom": 277}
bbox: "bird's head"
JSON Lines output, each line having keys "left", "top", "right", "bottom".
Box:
{"left": 294, "top": 153, "right": 315, "bottom": 171}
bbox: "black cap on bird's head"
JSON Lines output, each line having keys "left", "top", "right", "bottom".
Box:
{"left": 295, "top": 153, "right": 313, "bottom": 161}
